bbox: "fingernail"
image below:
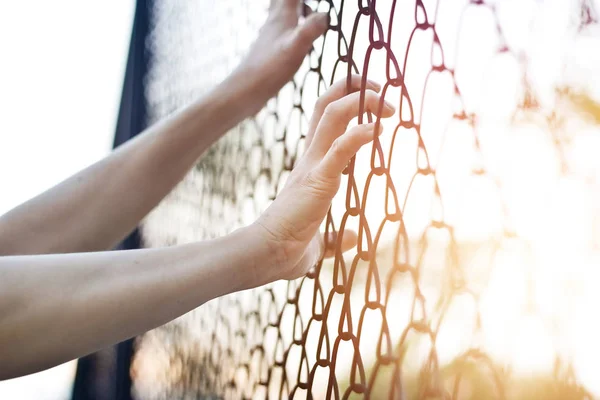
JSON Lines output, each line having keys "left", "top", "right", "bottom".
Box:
{"left": 384, "top": 99, "right": 396, "bottom": 112}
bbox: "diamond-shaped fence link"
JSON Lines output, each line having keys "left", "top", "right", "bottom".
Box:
{"left": 130, "top": 0, "right": 600, "bottom": 399}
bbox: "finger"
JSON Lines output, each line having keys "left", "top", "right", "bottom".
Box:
{"left": 323, "top": 230, "right": 358, "bottom": 258}
{"left": 271, "top": 0, "right": 299, "bottom": 13}
{"left": 284, "top": 0, "right": 303, "bottom": 13}
{"left": 306, "top": 76, "right": 382, "bottom": 148}
{"left": 292, "top": 12, "right": 329, "bottom": 53}
{"left": 308, "top": 91, "right": 394, "bottom": 159}
{"left": 317, "top": 122, "right": 383, "bottom": 180}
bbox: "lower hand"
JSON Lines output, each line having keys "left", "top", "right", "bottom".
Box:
{"left": 255, "top": 76, "right": 396, "bottom": 281}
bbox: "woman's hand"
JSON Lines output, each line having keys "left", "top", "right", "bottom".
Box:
{"left": 236, "top": 0, "right": 329, "bottom": 107}
{"left": 254, "top": 76, "right": 396, "bottom": 282}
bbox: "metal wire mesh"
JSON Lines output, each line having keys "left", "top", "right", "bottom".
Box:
{"left": 131, "top": 0, "right": 600, "bottom": 398}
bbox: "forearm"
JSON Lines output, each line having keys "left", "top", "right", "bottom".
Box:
{"left": 0, "top": 69, "right": 263, "bottom": 255}
{"left": 0, "top": 223, "right": 275, "bottom": 380}
{"left": 0, "top": 0, "right": 329, "bottom": 256}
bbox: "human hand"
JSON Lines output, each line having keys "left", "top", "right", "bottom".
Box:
{"left": 254, "top": 76, "right": 396, "bottom": 282}
{"left": 237, "top": 0, "right": 329, "bottom": 105}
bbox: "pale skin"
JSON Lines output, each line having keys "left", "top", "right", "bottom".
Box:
{"left": 0, "top": 0, "right": 395, "bottom": 380}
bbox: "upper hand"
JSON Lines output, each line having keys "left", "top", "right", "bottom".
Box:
{"left": 238, "top": 0, "right": 330, "bottom": 103}
{"left": 254, "top": 76, "right": 396, "bottom": 282}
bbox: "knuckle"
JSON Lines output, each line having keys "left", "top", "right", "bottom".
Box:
{"left": 330, "top": 137, "right": 344, "bottom": 154}
{"left": 323, "top": 102, "right": 341, "bottom": 120}
{"left": 336, "top": 135, "right": 355, "bottom": 156}
{"left": 314, "top": 95, "right": 328, "bottom": 114}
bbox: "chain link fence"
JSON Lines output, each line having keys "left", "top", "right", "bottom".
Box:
{"left": 130, "top": 0, "right": 600, "bottom": 398}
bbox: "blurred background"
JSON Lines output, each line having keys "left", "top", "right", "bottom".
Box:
{"left": 0, "top": 1, "right": 134, "bottom": 398}
{"left": 132, "top": 0, "right": 600, "bottom": 398}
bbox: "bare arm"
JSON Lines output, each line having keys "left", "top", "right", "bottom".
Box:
{"left": 0, "top": 0, "right": 329, "bottom": 255}
{"left": 0, "top": 225, "right": 269, "bottom": 380}
{"left": 0, "top": 77, "right": 394, "bottom": 380}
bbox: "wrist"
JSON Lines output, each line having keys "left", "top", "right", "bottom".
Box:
{"left": 181, "top": 223, "right": 283, "bottom": 301}
{"left": 222, "top": 64, "right": 276, "bottom": 116}
{"left": 244, "top": 221, "right": 289, "bottom": 287}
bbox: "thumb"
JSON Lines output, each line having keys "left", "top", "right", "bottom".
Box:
{"left": 291, "top": 234, "right": 324, "bottom": 278}
{"left": 323, "top": 230, "right": 358, "bottom": 258}
{"left": 293, "top": 12, "right": 329, "bottom": 51}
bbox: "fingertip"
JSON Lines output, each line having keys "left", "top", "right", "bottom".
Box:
{"left": 383, "top": 99, "right": 396, "bottom": 115}
{"left": 299, "top": 12, "right": 329, "bottom": 45}
{"left": 367, "top": 79, "right": 382, "bottom": 92}
{"left": 323, "top": 229, "right": 358, "bottom": 256}
{"left": 382, "top": 110, "right": 395, "bottom": 118}
{"left": 339, "top": 229, "right": 358, "bottom": 252}
{"left": 314, "top": 12, "right": 330, "bottom": 31}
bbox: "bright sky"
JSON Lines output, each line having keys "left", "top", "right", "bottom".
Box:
{"left": 0, "top": 1, "right": 134, "bottom": 399}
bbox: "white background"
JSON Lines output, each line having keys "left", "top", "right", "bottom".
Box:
{"left": 0, "top": 1, "right": 134, "bottom": 398}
